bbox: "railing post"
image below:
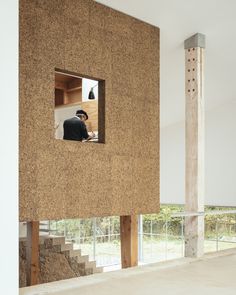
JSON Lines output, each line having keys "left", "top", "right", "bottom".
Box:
{"left": 108, "top": 217, "right": 111, "bottom": 243}
{"left": 48, "top": 220, "right": 51, "bottom": 235}
{"left": 93, "top": 218, "right": 96, "bottom": 260}
{"left": 150, "top": 219, "right": 153, "bottom": 258}
{"left": 78, "top": 219, "right": 81, "bottom": 247}
{"left": 64, "top": 219, "right": 66, "bottom": 237}
{"left": 138, "top": 215, "right": 143, "bottom": 262}
{"left": 165, "top": 215, "right": 168, "bottom": 260}
{"left": 235, "top": 214, "right": 236, "bottom": 235}
{"left": 181, "top": 216, "right": 184, "bottom": 256}
{"left": 216, "top": 217, "right": 219, "bottom": 251}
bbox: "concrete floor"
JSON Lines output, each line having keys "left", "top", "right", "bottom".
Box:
{"left": 20, "top": 250, "right": 236, "bottom": 295}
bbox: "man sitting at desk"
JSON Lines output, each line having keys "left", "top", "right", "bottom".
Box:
{"left": 63, "top": 110, "right": 95, "bottom": 141}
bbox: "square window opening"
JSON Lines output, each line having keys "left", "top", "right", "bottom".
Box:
{"left": 54, "top": 69, "right": 105, "bottom": 144}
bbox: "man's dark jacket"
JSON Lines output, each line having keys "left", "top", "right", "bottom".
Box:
{"left": 63, "top": 117, "right": 89, "bottom": 141}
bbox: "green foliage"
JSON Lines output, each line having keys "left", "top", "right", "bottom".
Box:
{"left": 205, "top": 206, "right": 236, "bottom": 239}
{"left": 49, "top": 205, "right": 236, "bottom": 242}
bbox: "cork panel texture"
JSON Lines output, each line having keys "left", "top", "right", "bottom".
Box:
{"left": 19, "top": 0, "right": 160, "bottom": 221}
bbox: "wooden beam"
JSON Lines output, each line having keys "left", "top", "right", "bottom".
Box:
{"left": 184, "top": 33, "right": 205, "bottom": 258}
{"left": 55, "top": 80, "right": 66, "bottom": 90}
{"left": 98, "top": 80, "right": 105, "bottom": 143}
{"left": 26, "top": 221, "right": 39, "bottom": 286}
{"left": 67, "top": 78, "right": 82, "bottom": 91}
{"left": 66, "top": 86, "right": 82, "bottom": 93}
{"left": 120, "top": 215, "right": 138, "bottom": 268}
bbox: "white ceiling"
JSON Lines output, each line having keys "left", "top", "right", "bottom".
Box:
{"left": 96, "top": 0, "right": 236, "bottom": 127}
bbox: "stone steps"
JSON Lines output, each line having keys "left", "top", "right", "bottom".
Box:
{"left": 47, "top": 236, "right": 103, "bottom": 275}
{"left": 19, "top": 235, "right": 103, "bottom": 276}
{"left": 69, "top": 249, "right": 82, "bottom": 257}
{"left": 61, "top": 243, "right": 74, "bottom": 252}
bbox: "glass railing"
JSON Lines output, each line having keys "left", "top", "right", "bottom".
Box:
{"left": 44, "top": 209, "right": 236, "bottom": 268}
{"left": 139, "top": 210, "right": 236, "bottom": 264}
{"left": 48, "top": 216, "right": 121, "bottom": 267}
{"left": 204, "top": 210, "right": 236, "bottom": 252}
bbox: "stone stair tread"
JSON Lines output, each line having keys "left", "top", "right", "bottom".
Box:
{"left": 77, "top": 254, "right": 89, "bottom": 263}
{"left": 76, "top": 255, "right": 98, "bottom": 271}
{"left": 85, "top": 260, "right": 96, "bottom": 269}
{"left": 51, "top": 236, "right": 65, "bottom": 245}
{"left": 93, "top": 266, "right": 103, "bottom": 273}
{"left": 39, "top": 236, "right": 48, "bottom": 244}
{"left": 85, "top": 261, "right": 96, "bottom": 269}
{"left": 69, "top": 249, "right": 82, "bottom": 257}
{"left": 61, "top": 243, "right": 74, "bottom": 251}
{"left": 84, "top": 268, "right": 93, "bottom": 275}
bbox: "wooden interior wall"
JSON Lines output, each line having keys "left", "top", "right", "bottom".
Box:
{"left": 79, "top": 100, "right": 98, "bottom": 132}
{"left": 19, "top": 0, "right": 160, "bottom": 221}
{"left": 65, "top": 89, "right": 82, "bottom": 104}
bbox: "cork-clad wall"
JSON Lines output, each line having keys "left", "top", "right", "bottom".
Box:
{"left": 19, "top": 0, "right": 160, "bottom": 221}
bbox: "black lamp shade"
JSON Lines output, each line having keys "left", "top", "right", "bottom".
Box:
{"left": 88, "top": 88, "right": 95, "bottom": 100}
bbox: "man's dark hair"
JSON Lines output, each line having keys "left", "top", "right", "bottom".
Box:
{"left": 76, "top": 109, "right": 88, "bottom": 120}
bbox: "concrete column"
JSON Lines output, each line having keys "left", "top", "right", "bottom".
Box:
{"left": 184, "top": 33, "right": 205, "bottom": 258}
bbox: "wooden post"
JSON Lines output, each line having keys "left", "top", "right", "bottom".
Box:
{"left": 26, "top": 221, "right": 39, "bottom": 286}
{"left": 120, "top": 215, "right": 138, "bottom": 268}
{"left": 184, "top": 33, "right": 205, "bottom": 258}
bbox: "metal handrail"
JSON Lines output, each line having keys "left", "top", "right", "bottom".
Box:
{"left": 171, "top": 212, "right": 204, "bottom": 217}
{"left": 171, "top": 210, "right": 236, "bottom": 218}
{"left": 205, "top": 210, "right": 236, "bottom": 216}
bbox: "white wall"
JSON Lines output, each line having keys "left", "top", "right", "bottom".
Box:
{"left": 82, "top": 78, "right": 98, "bottom": 101}
{"left": 0, "top": 1, "right": 18, "bottom": 294}
{"left": 161, "top": 100, "right": 236, "bottom": 206}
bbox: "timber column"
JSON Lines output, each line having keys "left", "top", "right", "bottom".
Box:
{"left": 26, "top": 221, "right": 39, "bottom": 286}
{"left": 120, "top": 215, "right": 138, "bottom": 268}
{"left": 184, "top": 33, "right": 205, "bottom": 257}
